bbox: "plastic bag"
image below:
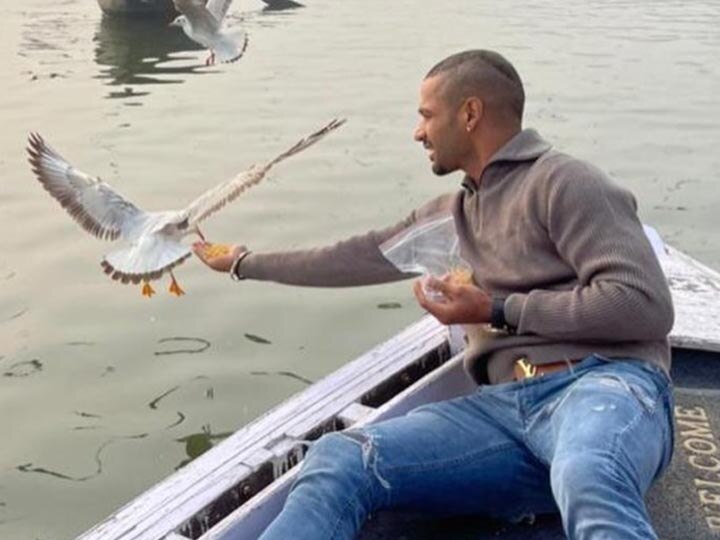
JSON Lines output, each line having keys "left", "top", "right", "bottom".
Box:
{"left": 380, "top": 215, "right": 469, "bottom": 278}
{"left": 380, "top": 215, "right": 498, "bottom": 351}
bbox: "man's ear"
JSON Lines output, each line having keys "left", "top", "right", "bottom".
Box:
{"left": 463, "top": 97, "right": 484, "bottom": 132}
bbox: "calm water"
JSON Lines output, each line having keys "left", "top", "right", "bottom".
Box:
{"left": 1, "top": 0, "right": 719, "bottom": 538}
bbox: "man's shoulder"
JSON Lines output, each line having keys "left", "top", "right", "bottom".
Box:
{"left": 413, "top": 191, "right": 457, "bottom": 221}
{"left": 532, "top": 150, "right": 617, "bottom": 192}
{"left": 535, "top": 149, "right": 601, "bottom": 176}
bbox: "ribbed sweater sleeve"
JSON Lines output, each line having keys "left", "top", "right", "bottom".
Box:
{"left": 240, "top": 224, "right": 412, "bottom": 287}
{"left": 240, "top": 194, "right": 455, "bottom": 287}
{"left": 504, "top": 159, "right": 674, "bottom": 341}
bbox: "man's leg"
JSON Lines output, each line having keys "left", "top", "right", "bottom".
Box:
{"left": 260, "top": 388, "right": 557, "bottom": 540}
{"left": 543, "top": 360, "right": 674, "bottom": 540}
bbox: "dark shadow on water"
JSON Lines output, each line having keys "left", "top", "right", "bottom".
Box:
{"left": 93, "top": 15, "right": 208, "bottom": 97}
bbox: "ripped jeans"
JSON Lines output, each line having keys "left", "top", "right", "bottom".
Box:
{"left": 258, "top": 355, "right": 674, "bottom": 540}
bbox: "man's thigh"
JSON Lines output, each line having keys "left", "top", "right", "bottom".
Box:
{"left": 349, "top": 390, "right": 557, "bottom": 519}
{"left": 544, "top": 361, "right": 673, "bottom": 492}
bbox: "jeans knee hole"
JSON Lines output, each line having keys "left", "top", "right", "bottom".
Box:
{"left": 339, "top": 430, "right": 391, "bottom": 490}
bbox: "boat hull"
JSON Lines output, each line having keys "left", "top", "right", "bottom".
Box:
{"left": 97, "top": 0, "right": 176, "bottom": 17}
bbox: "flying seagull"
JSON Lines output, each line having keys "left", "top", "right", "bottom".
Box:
{"left": 27, "top": 119, "right": 346, "bottom": 297}
{"left": 170, "top": 0, "right": 248, "bottom": 66}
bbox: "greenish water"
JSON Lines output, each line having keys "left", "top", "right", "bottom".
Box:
{"left": 0, "top": 1, "right": 718, "bottom": 538}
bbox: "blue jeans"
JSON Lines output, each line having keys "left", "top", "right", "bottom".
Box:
{"left": 259, "top": 355, "right": 674, "bottom": 540}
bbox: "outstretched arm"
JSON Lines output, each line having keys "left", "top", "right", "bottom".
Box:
{"left": 193, "top": 193, "right": 456, "bottom": 287}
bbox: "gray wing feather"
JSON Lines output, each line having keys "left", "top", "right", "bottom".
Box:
{"left": 173, "top": 0, "right": 220, "bottom": 32}
{"left": 183, "top": 118, "right": 346, "bottom": 226}
{"left": 206, "top": 0, "right": 234, "bottom": 22}
{"left": 27, "top": 133, "right": 144, "bottom": 241}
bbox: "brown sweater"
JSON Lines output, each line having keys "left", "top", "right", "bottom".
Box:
{"left": 241, "top": 129, "right": 674, "bottom": 384}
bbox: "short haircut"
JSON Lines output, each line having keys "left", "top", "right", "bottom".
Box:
{"left": 426, "top": 50, "right": 525, "bottom": 121}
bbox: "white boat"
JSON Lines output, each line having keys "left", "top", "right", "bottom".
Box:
{"left": 95, "top": 0, "right": 302, "bottom": 17}
{"left": 97, "top": 0, "right": 176, "bottom": 17}
{"left": 76, "top": 242, "right": 720, "bottom": 540}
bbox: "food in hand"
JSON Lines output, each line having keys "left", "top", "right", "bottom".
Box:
{"left": 449, "top": 266, "right": 473, "bottom": 285}
{"left": 446, "top": 266, "right": 503, "bottom": 352}
{"left": 202, "top": 243, "right": 232, "bottom": 259}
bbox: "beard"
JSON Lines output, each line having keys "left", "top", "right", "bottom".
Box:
{"left": 432, "top": 162, "right": 453, "bottom": 175}
{"left": 431, "top": 154, "right": 459, "bottom": 176}
{"left": 425, "top": 136, "right": 462, "bottom": 176}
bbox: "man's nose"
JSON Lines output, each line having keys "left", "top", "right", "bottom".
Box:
{"left": 413, "top": 125, "right": 424, "bottom": 142}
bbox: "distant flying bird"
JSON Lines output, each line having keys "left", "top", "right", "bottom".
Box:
{"left": 27, "top": 119, "right": 346, "bottom": 297}
{"left": 170, "top": 0, "right": 248, "bottom": 66}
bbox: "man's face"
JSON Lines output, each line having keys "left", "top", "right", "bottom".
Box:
{"left": 413, "top": 75, "right": 468, "bottom": 176}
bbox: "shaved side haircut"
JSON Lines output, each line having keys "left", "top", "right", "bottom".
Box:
{"left": 426, "top": 50, "right": 525, "bottom": 122}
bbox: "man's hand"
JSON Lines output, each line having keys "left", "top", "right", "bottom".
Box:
{"left": 192, "top": 242, "right": 248, "bottom": 273}
{"left": 413, "top": 275, "right": 492, "bottom": 325}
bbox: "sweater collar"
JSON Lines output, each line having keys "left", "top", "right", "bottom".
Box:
{"left": 486, "top": 128, "right": 551, "bottom": 165}
{"left": 462, "top": 129, "right": 552, "bottom": 190}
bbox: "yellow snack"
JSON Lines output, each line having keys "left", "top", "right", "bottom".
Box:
{"left": 446, "top": 265, "right": 504, "bottom": 351}
{"left": 449, "top": 267, "right": 473, "bottom": 285}
{"left": 202, "top": 243, "right": 232, "bottom": 259}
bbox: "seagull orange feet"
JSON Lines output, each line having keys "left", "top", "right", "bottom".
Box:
{"left": 169, "top": 272, "right": 185, "bottom": 296}
{"left": 142, "top": 281, "right": 156, "bottom": 298}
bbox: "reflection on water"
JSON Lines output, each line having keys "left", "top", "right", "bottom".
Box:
{"left": 166, "top": 411, "right": 186, "bottom": 429}
{"left": 3, "top": 359, "right": 43, "bottom": 378}
{"left": 16, "top": 433, "right": 149, "bottom": 482}
{"left": 250, "top": 370, "right": 313, "bottom": 386}
{"left": 94, "top": 15, "right": 205, "bottom": 94}
{"left": 377, "top": 302, "right": 402, "bottom": 310}
{"left": 154, "top": 336, "right": 212, "bottom": 356}
{"left": 148, "top": 375, "right": 210, "bottom": 409}
{"left": 244, "top": 332, "right": 272, "bottom": 345}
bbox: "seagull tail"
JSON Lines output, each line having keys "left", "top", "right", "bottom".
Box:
{"left": 216, "top": 31, "right": 249, "bottom": 63}
{"left": 102, "top": 243, "right": 192, "bottom": 285}
{"left": 263, "top": 118, "right": 346, "bottom": 171}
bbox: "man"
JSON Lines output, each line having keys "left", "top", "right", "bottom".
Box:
{"left": 193, "top": 50, "right": 674, "bottom": 539}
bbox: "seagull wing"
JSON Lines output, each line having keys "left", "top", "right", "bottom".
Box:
{"left": 206, "top": 0, "right": 234, "bottom": 22}
{"left": 27, "top": 133, "right": 145, "bottom": 241}
{"left": 173, "top": 0, "right": 220, "bottom": 32}
{"left": 183, "top": 118, "right": 346, "bottom": 226}
{"left": 102, "top": 233, "right": 192, "bottom": 284}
